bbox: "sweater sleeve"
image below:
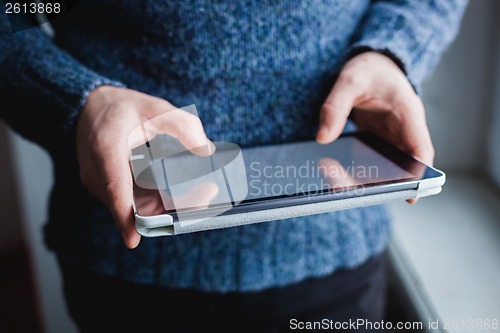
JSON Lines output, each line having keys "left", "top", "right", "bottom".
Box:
{"left": 349, "top": 0, "right": 468, "bottom": 86}
{"left": 0, "top": 11, "right": 124, "bottom": 150}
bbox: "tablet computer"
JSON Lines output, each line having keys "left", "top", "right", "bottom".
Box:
{"left": 131, "top": 132, "right": 445, "bottom": 237}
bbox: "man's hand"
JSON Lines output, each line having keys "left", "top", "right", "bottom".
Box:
{"left": 317, "top": 52, "right": 435, "bottom": 165}
{"left": 317, "top": 52, "right": 434, "bottom": 204}
{"left": 76, "top": 86, "right": 212, "bottom": 249}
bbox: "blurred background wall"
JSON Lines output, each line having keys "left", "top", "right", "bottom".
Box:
{"left": 0, "top": 1, "right": 499, "bottom": 332}
{"left": 489, "top": 3, "right": 500, "bottom": 187}
{"left": 422, "top": 0, "right": 499, "bottom": 173}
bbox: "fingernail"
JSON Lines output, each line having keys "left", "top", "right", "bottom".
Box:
{"left": 317, "top": 126, "right": 330, "bottom": 141}
{"left": 207, "top": 139, "right": 215, "bottom": 155}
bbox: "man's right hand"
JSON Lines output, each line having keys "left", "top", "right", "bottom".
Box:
{"left": 76, "top": 86, "right": 212, "bottom": 249}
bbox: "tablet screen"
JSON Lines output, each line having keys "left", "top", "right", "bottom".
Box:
{"left": 242, "top": 138, "right": 414, "bottom": 201}
{"left": 131, "top": 133, "right": 438, "bottom": 218}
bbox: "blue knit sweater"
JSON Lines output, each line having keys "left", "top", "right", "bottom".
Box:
{"left": 0, "top": 0, "right": 466, "bottom": 292}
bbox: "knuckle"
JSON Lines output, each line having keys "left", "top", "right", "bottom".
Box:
{"left": 321, "top": 102, "right": 336, "bottom": 114}
{"left": 79, "top": 170, "right": 90, "bottom": 187}
{"left": 89, "top": 136, "right": 105, "bottom": 157}
{"left": 102, "top": 179, "right": 119, "bottom": 207}
{"left": 87, "top": 132, "right": 99, "bottom": 148}
{"left": 90, "top": 131, "right": 121, "bottom": 155}
{"left": 103, "top": 180, "right": 114, "bottom": 198}
{"left": 338, "top": 70, "right": 363, "bottom": 88}
{"left": 323, "top": 95, "right": 350, "bottom": 114}
{"left": 149, "top": 100, "right": 169, "bottom": 113}
{"left": 181, "top": 113, "right": 203, "bottom": 132}
{"left": 428, "top": 144, "right": 436, "bottom": 159}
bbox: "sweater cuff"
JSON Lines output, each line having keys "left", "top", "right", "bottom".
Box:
{"left": 20, "top": 51, "right": 126, "bottom": 132}
{"left": 1, "top": 11, "right": 127, "bottom": 135}
{"left": 348, "top": 8, "right": 435, "bottom": 90}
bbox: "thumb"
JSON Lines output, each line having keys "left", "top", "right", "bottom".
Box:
{"left": 142, "top": 107, "right": 214, "bottom": 156}
{"left": 317, "top": 75, "right": 362, "bottom": 144}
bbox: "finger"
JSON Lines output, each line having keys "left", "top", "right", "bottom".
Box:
{"left": 95, "top": 136, "right": 141, "bottom": 249}
{"left": 317, "top": 74, "right": 364, "bottom": 144}
{"left": 397, "top": 96, "right": 435, "bottom": 166}
{"left": 395, "top": 96, "right": 434, "bottom": 205}
{"left": 128, "top": 108, "right": 215, "bottom": 158}
{"left": 144, "top": 108, "right": 214, "bottom": 156}
{"left": 133, "top": 186, "right": 167, "bottom": 215}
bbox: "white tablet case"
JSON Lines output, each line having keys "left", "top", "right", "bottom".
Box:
{"left": 131, "top": 132, "right": 445, "bottom": 237}
{"left": 135, "top": 182, "right": 443, "bottom": 237}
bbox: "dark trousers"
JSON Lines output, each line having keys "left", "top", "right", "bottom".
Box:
{"left": 61, "top": 253, "right": 386, "bottom": 333}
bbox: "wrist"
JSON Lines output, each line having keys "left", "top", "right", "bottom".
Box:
{"left": 85, "top": 85, "right": 121, "bottom": 109}
{"left": 346, "top": 47, "right": 407, "bottom": 76}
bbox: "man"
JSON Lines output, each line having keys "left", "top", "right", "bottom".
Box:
{"left": 0, "top": 1, "right": 467, "bottom": 332}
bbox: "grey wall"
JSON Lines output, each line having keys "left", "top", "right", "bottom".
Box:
{"left": 0, "top": 122, "right": 23, "bottom": 249}
{"left": 1, "top": 2, "right": 499, "bottom": 333}
{"left": 490, "top": 65, "right": 500, "bottom": 187}
{"left": 422, "top": 0, "right": 499, "bottom": 172}
{"left": 488, "top": 1, "right": 500, "bottom": 187}
{"left": 7, "top": 130, "right": 77, "bottom": 333}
